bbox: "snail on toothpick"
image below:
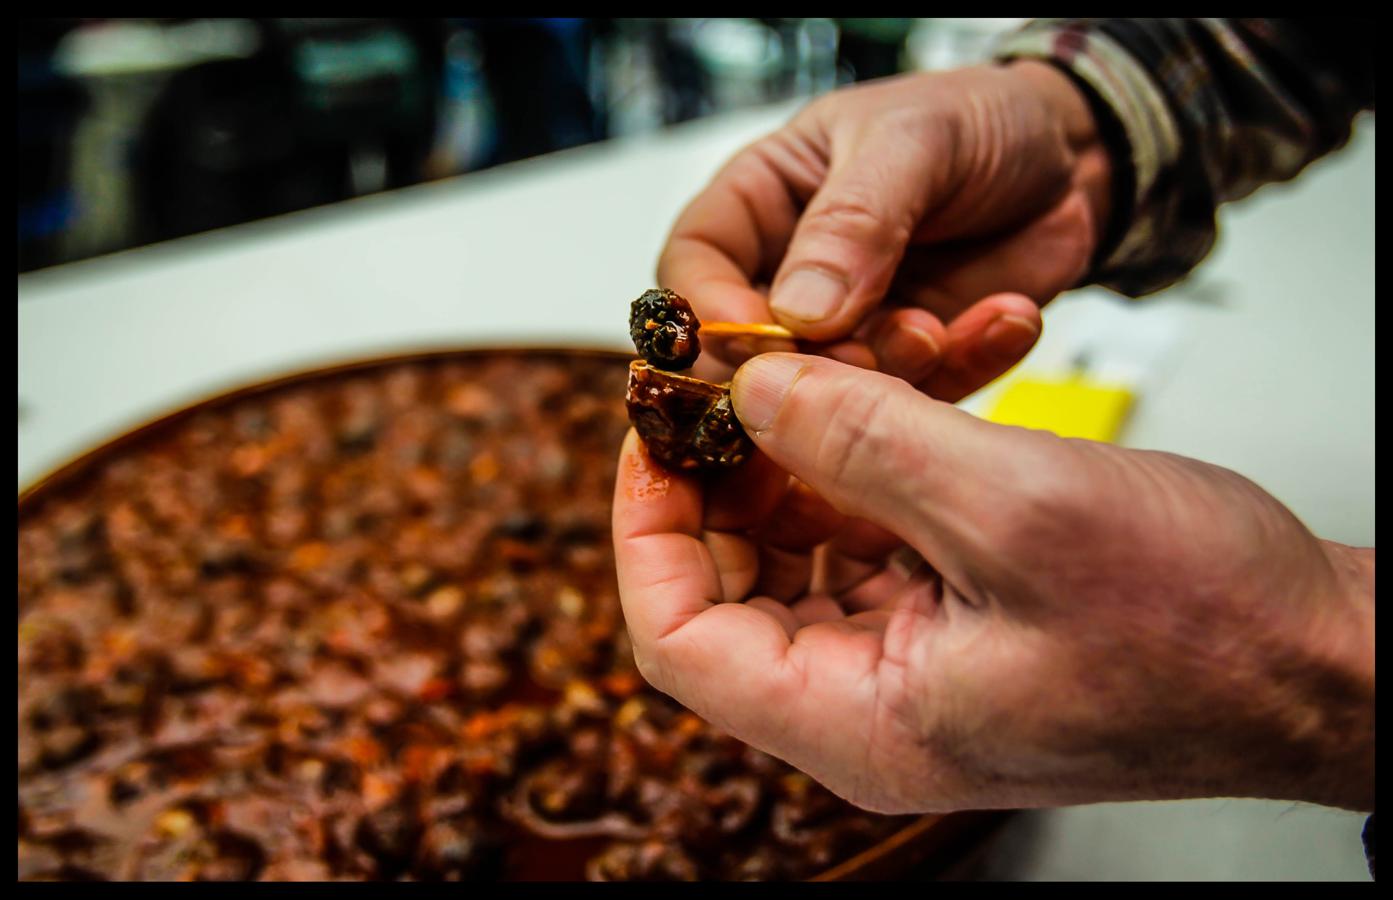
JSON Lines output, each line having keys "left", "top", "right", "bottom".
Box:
{"left": 625, "top": 289, "right": 791, "bottom": 471}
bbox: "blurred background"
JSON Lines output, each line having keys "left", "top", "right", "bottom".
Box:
{"left": 17, "top": 16, "right": 1021, "bottom": 273}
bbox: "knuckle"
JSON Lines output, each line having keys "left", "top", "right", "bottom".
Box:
{"left": 813, "top": 379, "right": 898, "bottom": 499}
{"left": 805, "top": 193, "right": 911, "bottom": 251}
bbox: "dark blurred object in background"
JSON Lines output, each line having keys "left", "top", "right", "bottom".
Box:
{"left": 18, "top": 18, "right": 1007, "bottom": 274}
{"left": 135, "top": 18, "right": 445, "bottom": 248}
{"left": 17, "top": 19, "right": 88, "bottom": 272}
{"left": 835, "top": 18, "right": 915, "bottom": 81}
{"left": 464, "top": 18, "right": 603, "bottom": 166}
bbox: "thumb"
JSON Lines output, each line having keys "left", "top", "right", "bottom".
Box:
{"left": 767, "top": 138, "right": 943, "bottom": 341}
{"left": 729, "top": 353, "right": 1029, "bottom": 562}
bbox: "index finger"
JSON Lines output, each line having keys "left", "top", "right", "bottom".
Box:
{"left": 657, "top": 139, "right": 812, "bottom": 360}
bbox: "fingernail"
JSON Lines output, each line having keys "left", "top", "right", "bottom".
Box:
{"left": 982, "top": 315, "right": 1039, "bottom": 359}
{"left": 731, "top": 354, "right": 808, "bottom": 433}
{"left": 770, "top": 269, "right": 847, "bottom": 324}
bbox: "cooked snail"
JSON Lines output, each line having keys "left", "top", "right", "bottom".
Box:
{"left": 625, "top": 290, "right": 759, "bottom": 471}
{"left": 625, "top": 362, "right": 751, "bottom": 471}
{"left": 630, "top": 289, "right": 702, "bottom": 371}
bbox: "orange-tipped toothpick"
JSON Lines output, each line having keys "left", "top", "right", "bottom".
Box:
{"left": 699, "top": 321, "right": 797, "bottom": 340}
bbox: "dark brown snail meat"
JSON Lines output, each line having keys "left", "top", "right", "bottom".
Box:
{"left": 626, "top": 361, "right": 751, "bottom": 471}
{"left": 629, "top": 289, "right": 701, "bottom": 371}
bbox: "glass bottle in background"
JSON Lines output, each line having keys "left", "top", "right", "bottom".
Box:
{"left": 907, "top": 18, "right": 1028, "bottom": 71}
{"left": 763, "top": 17, "right": 835, "bottom": 101}
{"left": 425, "top": 25, "right": 496, "bottom": 179}
{"left": 782, "top": 17, "right": 840, "bottom": 99}
{"left": 684, "top": 18, "right": 783, "bottom": 114}
{"left": 52, "top": 19, "right": 263, "bottom": 262}
{"left": 597, "top": 18, "right": 668, "bottom": 137}
{"left": 651, "top": 18, "right": 710, "bottom": 127}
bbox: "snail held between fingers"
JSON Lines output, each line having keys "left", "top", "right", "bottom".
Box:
{"left": 624, "top": 289, "right": 789, "bottom": 471}
{"left": 626, "top": 363, "right": 750, "bottom": 471}
{"left": 629, "top": 288, "right": 702, "bottom": 371}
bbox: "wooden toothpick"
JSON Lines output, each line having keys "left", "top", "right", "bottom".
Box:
{"left": 699, "top": 321, "right": 797, "bottom": 340}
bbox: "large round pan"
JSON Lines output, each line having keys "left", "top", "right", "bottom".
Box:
{"left": 18, "top": 346, "right": 1011, "bottom": 881}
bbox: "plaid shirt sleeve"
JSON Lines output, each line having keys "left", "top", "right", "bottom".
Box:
{"left": 991, "top": 18, "right": 1376, "bottom": 298}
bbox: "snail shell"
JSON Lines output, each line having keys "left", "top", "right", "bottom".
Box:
{"left": 626, "top": 361, "right": 752, "bottom": 471}
{"left": 629, "top": 289, "right": 701, "bottom": 371}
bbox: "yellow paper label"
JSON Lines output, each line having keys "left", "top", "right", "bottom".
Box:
{"left": 983, "top": 376, "right": 1135, "bottom": 443}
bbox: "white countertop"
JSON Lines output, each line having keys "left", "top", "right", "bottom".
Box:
{"left": 17, "top": 101, "right": 1375, "bottom": 881}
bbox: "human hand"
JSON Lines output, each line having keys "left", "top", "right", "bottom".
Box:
{"left": 612, "top": 354, "right": 1374, "bottom": 814}
{"left": 660, "top": 60, "right": 1114, "bottom": 401}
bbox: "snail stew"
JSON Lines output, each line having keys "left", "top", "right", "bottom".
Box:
{"left": 18, "top": 351, "right": 911, "bottom": 881}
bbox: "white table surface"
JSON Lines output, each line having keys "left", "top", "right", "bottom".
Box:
{"left": 17, "top": 100, "right": 1375, "bottom": 881}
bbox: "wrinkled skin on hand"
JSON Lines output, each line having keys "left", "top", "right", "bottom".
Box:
{"left": 613, "top": 355, "right": 1375, "bottom": 816}
{"left": 659, "top": 61, "right": 1114, "bottom": 399}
